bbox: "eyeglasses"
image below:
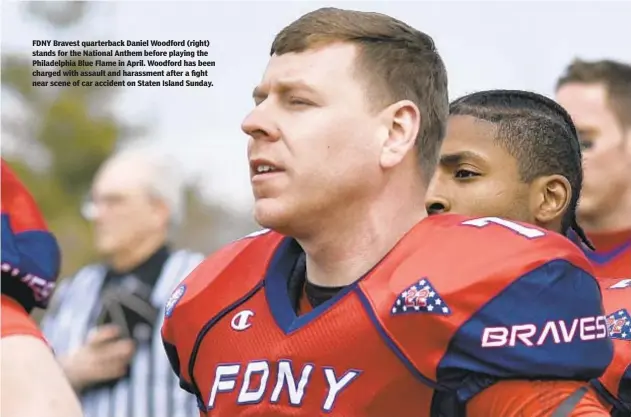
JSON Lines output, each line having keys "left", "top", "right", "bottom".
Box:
{"left": 80, "top": 191, "right": 160, "bottom": 220}
{"left": 80, "top": 193, "right": 130, "bottom": 220}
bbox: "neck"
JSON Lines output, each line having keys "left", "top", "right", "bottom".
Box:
{"left": 108, "top": 231, "right": 168, "bottom": 272}
{"left": 580, "top": 192, "right": 631, "bottom": 233}
{"left": 299, "top": 181, "right": 427, "bottom": 288}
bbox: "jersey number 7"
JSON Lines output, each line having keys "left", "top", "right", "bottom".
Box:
{"left": 461, "top": 217, "right": 546, "bottom": 239}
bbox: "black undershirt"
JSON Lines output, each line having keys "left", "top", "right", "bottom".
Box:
{"left": 287, "top": 252, "right": 346, "bottom": 311}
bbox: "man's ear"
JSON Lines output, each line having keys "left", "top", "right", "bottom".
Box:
{"left": 378, "top": 99, "right": 420, "bottom": 169}
{"left": 530, "top": 174, "right": 571, "bottom": 226}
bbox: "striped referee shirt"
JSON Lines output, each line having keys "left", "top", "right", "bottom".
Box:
{"left": 41, "top": 248, "right": 204, "bottom": 417}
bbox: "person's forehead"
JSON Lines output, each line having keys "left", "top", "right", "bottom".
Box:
{"left": 441, "top": 115, "right": 516, "bottom": 166}
{"left": 443, "top": 115, "right": 497, "bottom": 150}
{"left": 556, "top": 83, "right": 610, "bottom": 123}
{"left": 260, "top": 43, "right": 359, "bottom": 90}
{"left": 92, "top": 159, "right": 151, "bottom": 195}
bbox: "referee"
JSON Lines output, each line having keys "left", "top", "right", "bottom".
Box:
{"left": 41, "top": 148, "right": 203, "bottom": 417}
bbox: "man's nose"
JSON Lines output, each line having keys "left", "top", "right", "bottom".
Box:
{"left": 425, "top": 196, "right": 450, "bottom": 215}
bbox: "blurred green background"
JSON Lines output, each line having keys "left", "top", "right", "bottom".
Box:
{"left": 1, "top": 1, "right": 257, "bottom": 282}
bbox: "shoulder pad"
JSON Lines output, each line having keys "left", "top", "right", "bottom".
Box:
{"left": 598, "top": 277, "right": 631, "bottom": 407}
{"left": 360, "top": 214, "right": 611, "bottom": 394}
{"left": 161, "top": 229, "right": 283, "bottom": 384}
{"left": 1, "top": 161, "right": 61, "bottom": 311}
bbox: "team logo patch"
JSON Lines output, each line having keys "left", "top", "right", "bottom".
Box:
{"left": 231, "top": 310, "right": 255, "bottom": 331}
{"left": 606, "top": 309, "right": 631, "bottom": 341}
{"left": 165, "top": 284, "right": 186, "bottom": 318}
{"left": 391, "top": 278, "right": 451, "bottom": 316}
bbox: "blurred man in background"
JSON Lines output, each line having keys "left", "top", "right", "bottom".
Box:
{"left": 556, "top": 59, "right": 631, "bottom": 279}
{"left": 40, "top": 147, "right": 203, "bottom": 417}
{"left": 1, "top": 160, "right": 83, "bottom": 417}
{"left": 426, "top": 89, "right": 629, "bottom": 416}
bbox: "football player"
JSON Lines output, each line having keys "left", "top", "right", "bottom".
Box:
{"left": 426, "top": 89, "right": 630, "bottom": 416}
{"left": 1, "top": 160, "right": 83, "bottom": 417}
{"left": 556, "top": 59, "right": 631, "bottom": 279}
{"left": 163, "top": 8, "right": 612, "bottom": 417}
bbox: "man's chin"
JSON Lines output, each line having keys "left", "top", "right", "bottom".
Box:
{"left": 94, "top": 239, "right": 118, "bottom": 257}
{"left": 576, "top": 196, "right": 600, "bottom": 220}
{"left": 253, "top": 198, "right": 292, "bottom": 233}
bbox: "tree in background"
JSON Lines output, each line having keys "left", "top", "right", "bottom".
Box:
{"left": 2, "top": 1, "right": 137, "bottom": 276}
{"left": 175, "top": 177, "right": 259, "bottom": 255}
{"left": 2, "top": 1, "right": 258, "bottom": 283}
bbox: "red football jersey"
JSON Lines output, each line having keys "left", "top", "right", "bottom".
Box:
{"left": 587, "top": 230, "right": 631, "bottom": 279}
{"left": 592, "top": 277, "right": 631, "bottom": 414}
{"left": 1, "top": 160, "right": 61, "bottom": 311}
{"left": 0, "top": 294, "right": 46, "bottom": 341}
{"left": 162, "top": 215, "right": 612, "bottom": 416}
{"left": 466, "top": 380, "right": 610, "bottom": 416}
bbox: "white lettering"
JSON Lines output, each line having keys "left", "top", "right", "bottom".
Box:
{"left": 270, "top": 360, "right": 313, "bottom": 406}
{"left": 559, "top": 318, "right": 578, "bottom": 342}
{"left": 208, "top": 364, "right": 240, "bottom": 409}
{"left": 609, "top": 278, "right": 631, "bottom": 289}
{"left": 509, "top": 324, "right": 536, "bottom": 347}
{"left": 595, "top": 316, "right": 607, "bottom": 339}
{"left": 580, "top": 317, "right": 596, "bottom": 340}
{"left": 237, "top": 361, "right": 269, "bottom": 404}
{"left": 536, "top": 320, "right": 561, "bottom": 345}
{"left": 323, "top": 368, "right": 361, "bottom": 412}
{"left": 208, "top": 360, "right": 359, "bottom": 411}
{"left": 481, "top": 327, "right": 509, "bottom": 347}
{"left": 462, "top": 217, "right": 546, "bottom": 238}
{"left": 481, "top": 316, "right": 608, "bottom": 347}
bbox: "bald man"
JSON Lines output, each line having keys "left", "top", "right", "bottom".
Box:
{"left": 40, "top": 147, "right": 203, "bottom": 417}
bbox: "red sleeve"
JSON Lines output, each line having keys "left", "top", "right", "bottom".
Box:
{"left": 161, "top": 229, "right": 281, "bottom": 391}
{"left": 467, "top": 380, "right": 612, "bottom": 416}
{"left": 1, "top": 294, "right": 45, "bottom": 341}
{"left": 597, "top": 278, "right": 631, "bottom": 410}
{"left": 0, "top": 163, "right": 48, "bottom": 232}
{"left": 363, "top": 214, "right": 611, "bottom": 394}
{"left": 1, "top": 160, "right": 61, "bottom": 311}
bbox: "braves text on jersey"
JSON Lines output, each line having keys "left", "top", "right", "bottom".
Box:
{"left": 162, "top": 214, "right": 613, "bottom": 416}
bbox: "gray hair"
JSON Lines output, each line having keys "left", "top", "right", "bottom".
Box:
{"left": 97, "top": 145, "right": 186, "bottom": 231}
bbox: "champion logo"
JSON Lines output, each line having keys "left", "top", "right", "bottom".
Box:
{"left": 231, "top": 310, "right": 254, "bottom": 331}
